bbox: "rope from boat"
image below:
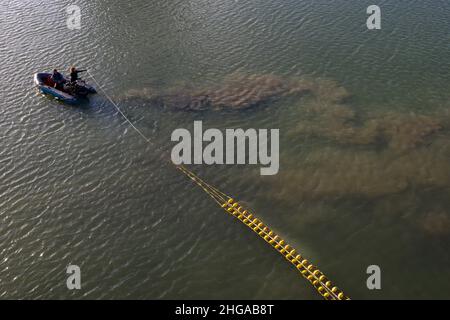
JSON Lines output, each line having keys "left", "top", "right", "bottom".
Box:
{"left": 87, "top": 71, "right": 153, "bottom": 144}
{"left": 86, "top": 72, "right": 350, "bottom": 300}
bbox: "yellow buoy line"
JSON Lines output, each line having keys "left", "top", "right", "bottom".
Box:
{"left": 87, "top": 72, "right": 350, "bottom": 300}
{"left": 177, "top": 166, "right": 350, "bottom": 300}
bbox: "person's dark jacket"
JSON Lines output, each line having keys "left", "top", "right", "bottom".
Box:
{"left": 51, "top": 71, "right": 64, "bottom": 84}
{"left": 70, "top": 69, "right": 86, "bottom": 83}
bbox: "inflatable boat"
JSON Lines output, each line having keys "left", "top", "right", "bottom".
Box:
{"left": 34, "top": 72, "right": 96, "bottom": 104}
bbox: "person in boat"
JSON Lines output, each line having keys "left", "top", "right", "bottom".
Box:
{"left": 69, "top": 66, "right": 86, "bottom": 84}
{"left": 51, "top": 69, "right": 65, "bottom": 90}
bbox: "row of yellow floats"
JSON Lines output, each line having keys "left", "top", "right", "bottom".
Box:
{"left": 177, "top": 165, "right": 350, "bottom": 301}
